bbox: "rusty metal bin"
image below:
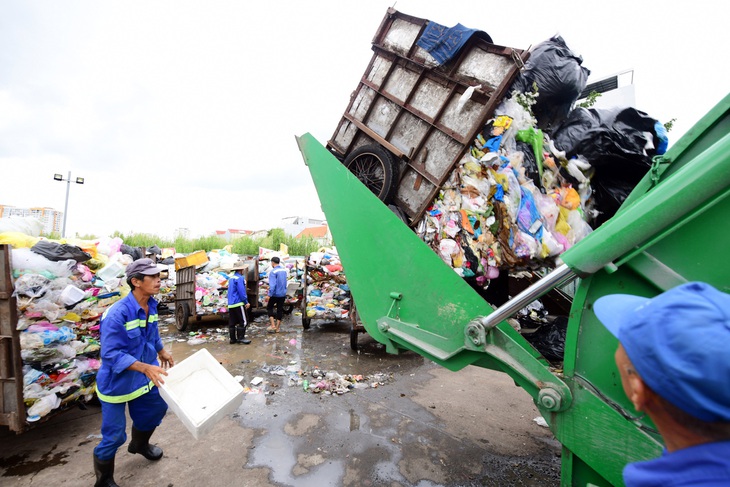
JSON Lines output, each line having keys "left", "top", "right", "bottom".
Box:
{"left": 328, "top": 8, "right": 528, "bottom": 225}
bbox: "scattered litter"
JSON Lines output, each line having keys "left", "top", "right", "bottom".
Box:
{"left": 234, "top": 375, "right": 243, "bottom": 382}
{"left": 250, "top": 377, "right": 263, "bottom": 386}
{"left": 533, "top": 416, "right": 549, "bottom": 428}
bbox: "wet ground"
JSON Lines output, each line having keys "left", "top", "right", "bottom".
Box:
{"left": 1, "top": 312, "right": 561, "bottom": 486}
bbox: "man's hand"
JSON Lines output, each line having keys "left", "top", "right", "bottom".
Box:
{"left": 128, "top": 361, "right": 169, "bottom": 388}
{"left": 245, "top": 303, "right": 251, "bottom": 309}
{"left": 158, "top": 349, "right": 174, "bottom": 369}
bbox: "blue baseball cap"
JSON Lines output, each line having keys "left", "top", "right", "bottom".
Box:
{"left": 594, "top": 282, "right": 730, "bottom": 422}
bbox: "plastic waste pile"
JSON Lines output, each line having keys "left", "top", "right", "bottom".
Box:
{"left": 7, "top": 234, "right": 140, "bottom": 422}
{"left": 176, "top": 248, "right": 248, "bottom": 316}
{"left": 304, "top": 248, "right": 351, "bottom": 321}
{"left": 258, "top": 363, "right": 392, "bottom": 395}
{"left": 193, "top": 272, "right": 229, "bottom": 315}
{"left": 416, "top": 36, "right": 667, "bottom": 286}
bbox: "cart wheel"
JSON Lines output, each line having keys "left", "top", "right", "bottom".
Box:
{"left": 343, "top": 144, "right": 397, "bottom": 203}
{"left": 283, "top": 303, "right": 294, "bottom": 315}
{"left": 302, "top": 316, "right": 311, "bottom": 330}
{"left": 350, "top": 326, "right": 359, "bottom": 351}
{"left": 175, "top": 302, "right": 190, "bottom": 332}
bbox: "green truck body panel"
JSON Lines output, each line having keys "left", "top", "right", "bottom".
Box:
{"left": 298, "top": 92, "right": 730, "bottom": 485}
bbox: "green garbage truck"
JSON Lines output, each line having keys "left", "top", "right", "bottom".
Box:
{"left": 296, "top": 9, "right": 730, "bottom": 484}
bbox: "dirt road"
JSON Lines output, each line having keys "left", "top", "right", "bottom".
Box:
{"left": 1, "top": 313, "right": 561, "bottom": 486}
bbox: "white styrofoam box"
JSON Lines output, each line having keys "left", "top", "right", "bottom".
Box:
{"left": 158, "top": 348, "right": 244, "bottom": 440}
{"left": 60, "top": 285, "right": 86, "bottom": 306}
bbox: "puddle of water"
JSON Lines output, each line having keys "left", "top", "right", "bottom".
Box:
{"left": 0, "top": 446, "right": 68, "bottom": 477}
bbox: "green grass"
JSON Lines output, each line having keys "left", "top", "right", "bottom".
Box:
{"left": 112, "top": 228, "right": 321, "bottom": 256}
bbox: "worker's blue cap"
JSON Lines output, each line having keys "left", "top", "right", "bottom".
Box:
{"left": 594, "top": 282, "right": 730, "bottom": 422}
{"left": 125, "top": 258, "right": 161, "bottom": 276}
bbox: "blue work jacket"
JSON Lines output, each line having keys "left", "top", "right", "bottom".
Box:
{"left": 268, "top": 265, "right": 288, "bottom": 297}
{"left": 95, "top": 292, "right": 163, "bottom": 403}
{"left": 227, "top": 272, "right": 249, "bottom": 308}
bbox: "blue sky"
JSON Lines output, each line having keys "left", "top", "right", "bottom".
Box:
{"left": 1, "top": 0, "right": 727, "bottom": 239}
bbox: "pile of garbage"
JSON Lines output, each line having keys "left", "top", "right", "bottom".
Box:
{"left": 6, "top": 234, "right": 150, "bottom": 422}
{"left": 303, "top": 248, "right": 351, "bottom": 321}
{"left": 259, "top": 363, "right": 393, "bottom": 395}
{"left": 416, "top": 36, "right": 667, "bottom": 285}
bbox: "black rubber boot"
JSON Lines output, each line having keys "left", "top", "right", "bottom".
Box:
{"left": 229, "top": 325, "right": 237, "bottom": 344}
{"left": 93, "top": 454, "right": 119, "bottom": 487}
{"left": 127, "top": 426, "right": 163, "bottom": 461}
{"left": 237, "top": 326, "right": 251, "bottom": 344}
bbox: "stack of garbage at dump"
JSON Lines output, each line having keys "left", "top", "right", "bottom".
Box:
{"left": 182, "top": 249, "right": 246, "bottom": 315}
{"left": 1, "top": 231, "right": 157, "bottom": 422}
{"left": 416, "top": 35, "right": 668, "bottom": 286}
{"left": 304, "top": 248, "right": 351, "bottom": 321}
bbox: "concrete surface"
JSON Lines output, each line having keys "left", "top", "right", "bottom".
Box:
{"left": 1, "top": 313, "right": 561, "bottom": 486}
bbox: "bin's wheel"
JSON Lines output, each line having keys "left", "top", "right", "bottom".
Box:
{"left": 175, "top": 302, "right": 190, "bottom": 332}
{"left": 302, "top": 315, "right": 311, "bottom": 330}
{"left": 343, "top": 144, "right": 398, "bottom": 203}
{"left": 283, "top": 303, "right": 294, "bottom": 315}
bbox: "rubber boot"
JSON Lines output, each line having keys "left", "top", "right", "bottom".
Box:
{"left": 127, "top": 426, "right": 163, "bottom": 461}
{"left": 228, "top": 325, "right": 237, "bottom": 344}
{"left": 236, "top": 326, "right": 251, "bottom": 344}
{"left": 93, "top": 454, "right": 119, "bottom": 487}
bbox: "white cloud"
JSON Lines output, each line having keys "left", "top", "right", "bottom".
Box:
{"left": 1, "top": 0, "right": 727, "bottom": 240}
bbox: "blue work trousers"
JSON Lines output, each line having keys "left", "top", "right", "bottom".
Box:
{"left": 93, "top": 387, "right": 168, "bottom": 460}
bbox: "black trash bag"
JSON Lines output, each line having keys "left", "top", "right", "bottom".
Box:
{"left": 121, "top": 244, "right": 144, "bottom": 261}
{"left": 511, "top": 35, "right": 590, "bottom": 130}
{"left": 522, "top": 315, "right": 567, "bottom": 362}
{"left": 552, "top": 106, "right": 660, "bottom": 224}
{"left": 147, "top": 245, "right": 162, "bottom": 256}
{"left": 30, "top": 240, "right": 91, "bottom": 263}
{"left": 160, "top": 256, "right": 175, "bottom": 265}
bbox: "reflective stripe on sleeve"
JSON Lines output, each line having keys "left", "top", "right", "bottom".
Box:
{"left": 228, "top": 303, "right": 243, "bottom": 309}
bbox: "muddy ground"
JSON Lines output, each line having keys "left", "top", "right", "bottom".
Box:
{"left": 1, "top": 312, "right": 561, "bottom": 486}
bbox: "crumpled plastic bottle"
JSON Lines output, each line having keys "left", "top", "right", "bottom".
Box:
{"left": 26, "top": 393, "right": 61, "bottom": 421}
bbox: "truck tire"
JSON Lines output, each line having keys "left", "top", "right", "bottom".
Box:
{"left": 175, "top": 301, "right": 190, "bottom": 332}
{"left": 343, "top": 144, "right": 398, "bottom": 203}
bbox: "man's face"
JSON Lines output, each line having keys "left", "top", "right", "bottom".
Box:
{"left": 134, "top": 274, "right": 161, "bottom": 296}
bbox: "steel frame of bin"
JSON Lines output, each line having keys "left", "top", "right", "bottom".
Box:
{"left": 327, "top": 8, "right": 529, "bottom": 225}
{"left": 0, "top": 244, "right": 25, "bottom": 433}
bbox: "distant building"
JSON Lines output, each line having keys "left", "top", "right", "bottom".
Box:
{"left": 577, "top": 69, "right": 635, "bottom": 109}
{"left": 281, "top": 216, "right": 326, "bottom": 237}
{"left": 295, "top": 224, "right": 331, "bottom": 246}
{"left": 0, "top": 205, "right": 62, "bottom": 234}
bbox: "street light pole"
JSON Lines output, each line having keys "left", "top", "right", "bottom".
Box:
{"left": 53, "top": 171, "right": 85, "bottom": 238}
{"left": 62, "top": 170, "right": 71, "bottom": 238}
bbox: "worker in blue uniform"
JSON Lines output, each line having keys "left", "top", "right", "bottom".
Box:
{"left": 93, "top": 258, "right": 174, "bottom": 487}
{"left": 227, "top": 261, "right": 251, "bottom": 344}
{"left": 595, "top": 282, "right": 730, "bottom": 487}
{"left": 266, "top": 256, "right": 288, "bottom": 333}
